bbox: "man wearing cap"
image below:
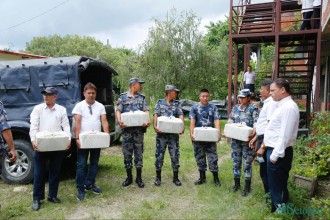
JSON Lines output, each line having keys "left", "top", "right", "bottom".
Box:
{"left": 228, "top": 88, "right": 258, "bottom": 196}
{"left": 153, "top": 85, "right": 184, "bottom": 186}
{"left": 116, "top": 77, "right": 150, "bottom": 188}
{"left": 29, "top": 87, "right": 71, "bottom": 211}
{"left": 189, "top": 89, "right": 221, "bottom": 187}
{"left": 73, "top": 82, "right": 109, "bottom": 201}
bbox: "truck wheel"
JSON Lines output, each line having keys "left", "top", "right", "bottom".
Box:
{"left": 1, "top": 140, "right": 34, "bottom": 184}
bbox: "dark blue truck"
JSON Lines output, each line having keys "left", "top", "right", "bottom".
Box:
{"left": 0, "top": 56, "right": 121, "bottom": 184}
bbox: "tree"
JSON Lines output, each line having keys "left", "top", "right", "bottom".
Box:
{"left": 136, "top": 8, "right": 227, "bottom": 101}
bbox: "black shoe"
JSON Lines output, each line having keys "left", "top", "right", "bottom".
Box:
{"left": 173, "top": 178, "right": 182, "bottom": 186}
{"left": 122, "top": 177, "right": 133, "bottom": 187}
{"left": 241, "top": 179, "right": 251, "bottom": 196}
{"left": 135, "top": 179, "right": 145, "bottom": 188}
{"left": 194, "top": 178, "right": 206, "bottom": 185}
{"left": 212, "top": 171, "right": 221, "bottom": 187}
{"left": 232, "top": 178, "right": 241, "bottom": 192}
{"left": 154, "top": 177, "right": 161, "bottom": 186}
{"left": 47, "top": 197, "right": 61, "bottom": 203}
{"left": 32, "top": 200, "right": 41, "bottom": 211}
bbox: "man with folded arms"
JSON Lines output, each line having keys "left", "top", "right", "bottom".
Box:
{"left": 29, "top": 87, "right": 71, "bottom": 211}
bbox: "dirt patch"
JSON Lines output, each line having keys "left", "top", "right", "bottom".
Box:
{"left": 101, "top": 145, "right": 122, "bottom": 156}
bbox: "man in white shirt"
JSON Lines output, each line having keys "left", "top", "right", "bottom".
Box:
{"left": 243, "top": 65, "right": 256, "bottom": 95}
{"left": 29, "top": 87, "right": 71, "bottom": 211}
{"left": 73, "top": 82, "right": 109, "bottom": 201}
{"left": 264, "top": 79, "right": 299, "bottom": 212}
{"left": 249, "top": 79, "right": 277, "bottom": 200}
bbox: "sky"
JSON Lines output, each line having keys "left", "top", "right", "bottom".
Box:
{"left": 0, "top": 0, "right": 232, "bottom": 52}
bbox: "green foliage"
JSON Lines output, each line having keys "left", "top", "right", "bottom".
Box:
{"left": 293, "top": 111, "right": 330, "bottom": 178}
{"left": 137, "top": 8, "right": 228, "bottom": 101}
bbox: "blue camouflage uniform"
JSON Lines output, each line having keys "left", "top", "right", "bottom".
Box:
{"left": 117, "top": 91, "right": 149, "bottom": 170}
{"left": 228, "top": 103, "right": 259, "bottom": 180}
{"left": 154, "top": 99, "right": 183, "bottom": 172}
{"left": 189, "top": 103, "right": 220, "bottom": 172}
{"left": 0, "top": 101, "right": 11, "bottom": 151}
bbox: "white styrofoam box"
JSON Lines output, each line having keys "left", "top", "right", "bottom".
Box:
{"left": 79, "top": 131, "right": 110, "bottom": 149}
{"left": 157, "top": 116, "right": 184, "bottom": 134}
{"left": 194, "top": 127, "right": 219, "bottom": 142}
{"left": 224, "top": 123, "right": 253, "bottom": 142}
{"left": 36, "top": 131, "right": 70, "bottom": 152}
{"left": 121, "top": 111, "right": 149, "bottom": 127}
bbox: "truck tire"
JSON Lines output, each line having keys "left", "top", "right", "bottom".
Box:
{"left": 1, "top": 140, "right": 34, "bottom": 184}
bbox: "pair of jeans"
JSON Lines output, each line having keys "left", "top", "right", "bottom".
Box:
{"left": 257, "top": 135, "right": 269, "bottom": 193}
{"left": 75, "top": 148, "right": 101, "bottom": 191}
{"left": 266, "top": 146, "right": 293, "bottom": 212}
{"left": 244, "top": 84, "right": 255, "bottom": 94}
{"left": 33, "top": 151, "right": 65, "bottom": 200}
{"left": 300, "top": 11, "right": 313, "bottom": 30}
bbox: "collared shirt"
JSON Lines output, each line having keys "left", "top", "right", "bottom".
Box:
{"left": 29, "top": 103, "right": 71, "bottom": 142}
{"left": 116, "top": 91, "right": 149, "bottom": 113}
{"left": 228, "top": 103, "right": 259, "bottom": 128}
{"left": 243, "top": 71, "right": 256, "bottom": 84}
{"left": 0, "top": 101, "right": 10, "bottom": 149}
{"left": 256, "top": 97, "right": 277, "bottom": 135}
{"left": 189, "top": 103, "right": 219, "bottom": 127}
{"left": 153, "top": 99, "right": 183, "bottom": 117}
{"left": 72, "top": 100, "right": 106, "bottom": 133}
{"left": 264, "top": 96, "right": 299, "bottom": 161}
{"left": 301, "top": 0, "right": 314, "bottom": 12}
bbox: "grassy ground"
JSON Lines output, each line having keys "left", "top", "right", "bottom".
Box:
{"left": 0, "top": 119, "right": 326, "bottom": 219}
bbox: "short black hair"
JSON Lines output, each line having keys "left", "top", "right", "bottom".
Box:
{"left": 261, "top": 78, "right": 273, "bottom": 87}
{"left": 272, "top": 78, "right": 291, "bottom": 94}
{"left": 199, "top": 88, "right": 209, "bottom": 94}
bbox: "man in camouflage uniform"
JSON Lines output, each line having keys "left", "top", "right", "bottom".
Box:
{"left": 153, "top": 85, "right": 184, "bottom": 186}
{"left": 0, "top": 101, "right": 16, "bottom": 162}
{"left": 189, "top": 89, "right": 221, "bottom": 187}
{"left": 116, "top": 78, "right": 150, "bottom": 188}
{"left": 228, "top": 89, "right": 259, "bottom": 196}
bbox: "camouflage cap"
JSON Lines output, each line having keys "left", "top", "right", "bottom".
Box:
{"left": 165, "top": 85, "right": 180, "bottom": 92}
{"left": 129, "top": 78, "right": 145, "bottom": 85}
{"left": 237, "top": 89, "right": 251, "bottom": 98}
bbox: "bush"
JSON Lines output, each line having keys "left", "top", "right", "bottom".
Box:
{"left": 293, "top": 112, "right": 330, "bottom": 178}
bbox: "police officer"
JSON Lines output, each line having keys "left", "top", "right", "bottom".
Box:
{"left": 153, "top": 85, "right": 184, "bottom": 186}
{"left": 228, "top": 89, "right": 259, "bottom": 196}
{"left": 116, "top": 78, "right": 150, "bottom": 188}
{"left": 189, "top": 89, "right": 221, "bottom": 187}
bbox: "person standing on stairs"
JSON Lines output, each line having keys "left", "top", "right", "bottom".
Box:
{"left": 243, "top": 65, "right": 256, "bottom": 96}
{"left": 228, "top": 89, "right": 259, "bottom": 196}
{"left": 189, "top": 89, "right": 221, "bottom": 187}
{"left": 153, "top": 85, "right": 185, "bottom": 187}
{"left": 298, "top": 0, "right": 314, "bottom": 30}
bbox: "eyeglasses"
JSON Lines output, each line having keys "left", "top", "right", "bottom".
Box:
{"left": 88, "top": 106, "right": 93, "bottom": 115}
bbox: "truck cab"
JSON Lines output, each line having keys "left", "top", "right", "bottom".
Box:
{"left": 0, "top": 56, "right": 121, "bottom": 184}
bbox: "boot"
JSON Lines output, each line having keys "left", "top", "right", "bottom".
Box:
{"left": 212, "top": 171, "right": 221, "bottom": 187}
{"left": 154, "top": 170, "right": 161, "bottom": 186}
{"left": 135, "top": 168, "right": 145, "bottom": 188}
{"left": 194, "top": 170, "right": 206, "bottom": 185}
{"left": 241, "top": 179, "right": 251, "bottom": 196}
{"left": 122, "top": 168, "right": 133, "bottom": 187}
{"left": 173, "top": 171, "right": 182, "bottom": 186}
{"left": 232, "top": 178, "right": 240, "bottom": 192}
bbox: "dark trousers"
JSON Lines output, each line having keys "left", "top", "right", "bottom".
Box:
{"left": 266, "top": 147, "right": 293, "bottom": 212}
{"left": 76, "top": 148, "right": 101, "bottom": 191}
{"left": 314, "top": 7, "right": 321, "bottom": 29}
{"left": 244, "top": 84, "right": 255, "bottom": 94}
{"left": 300, "top": 11, "right": 313, "bottom": 30}
{"left": 257, "top": 135, "right": 269, "bottom": 194}
{"left": 33, "top": 151, "right": 65, "bottom": 201}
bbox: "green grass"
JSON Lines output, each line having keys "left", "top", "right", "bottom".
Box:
{"left": 0, "top": 120, "right": 323, "bottom": 219}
